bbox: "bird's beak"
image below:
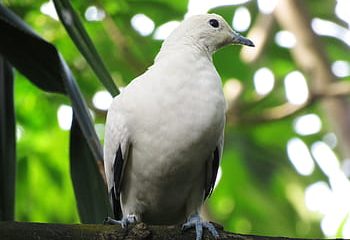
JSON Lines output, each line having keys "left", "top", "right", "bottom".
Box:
{"left": 232, "top": 32, "right": 255, "bottom": 47}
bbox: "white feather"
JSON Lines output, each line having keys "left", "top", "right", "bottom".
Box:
{"left": 103, "top": 13, "right": 246, "bottom": 225}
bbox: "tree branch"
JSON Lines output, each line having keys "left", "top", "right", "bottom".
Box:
{"left": 234, "top": 80, "right": 350, "bottom": 123}
{"left": 274, "top": 0, "right": 350, "bottom": 158}
{"left": 0, "top": 221, "right": 324, "bottom": 240}
{"left": 240, "top": 13, "right": 275, "bottom": 64}
{"left": 249, "top": 101, "right": 312, "bottom": 123}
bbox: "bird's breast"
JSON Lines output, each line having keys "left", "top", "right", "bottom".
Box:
{"left": 119, "top": 53, "right": 225, "bottom": 223}
{"left": 129, "top": 66, "right": 225, "bottom": 178}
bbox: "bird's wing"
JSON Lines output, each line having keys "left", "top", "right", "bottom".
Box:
{"left": 104, "top": 97, "right": 130, "bottom": 219}
{"left": 204, "top": 128, "right": 224, "bottom": 200}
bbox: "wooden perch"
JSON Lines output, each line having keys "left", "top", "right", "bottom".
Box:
{"left": 0, "top": 221, "right": 324, "bottom": 240}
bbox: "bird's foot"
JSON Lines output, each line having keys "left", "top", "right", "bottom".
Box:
{"left": 104, "top": 215, "right": 137, "bottom": 229}
{"left": 182, "top": 214, "right": 219, "bottom": 240}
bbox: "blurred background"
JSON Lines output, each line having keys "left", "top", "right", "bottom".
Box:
{"left": 3, "top": 0, "right": 350, "bottom": 238}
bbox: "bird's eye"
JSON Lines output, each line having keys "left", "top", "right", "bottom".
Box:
{"left": 209, "top": 19, "right": 219, "bottom": 28}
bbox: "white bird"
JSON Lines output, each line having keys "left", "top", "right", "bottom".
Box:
{"left": 104, "top": 13, "right": 254, "bottom": 240}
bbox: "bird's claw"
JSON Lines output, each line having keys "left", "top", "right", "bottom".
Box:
{"left": 104, "top": 216, "right": 120, "bottom": 225}
{"left": 103, "top": 215, "right": 136, "bottom": 229}
{"left": 182, "top": 214, "right": 219, "bottom": 240}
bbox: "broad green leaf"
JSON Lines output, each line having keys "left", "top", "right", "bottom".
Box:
{"left": 70, "top": 116, "right": 111, "bottom": 223}
{"left": 0, "top": 4, "right": 65, "bottom": 93}
{"left": 0, "top": 3, "right": 108, "bottom": 223}
{"left": 0, "top": 56, "right": 16, "bottom": 221}
{"left": 0, "top": 3, "right": 102, "bottom": 164}
{"left": 53, "top": 0, "right": 119, "bottom": 97}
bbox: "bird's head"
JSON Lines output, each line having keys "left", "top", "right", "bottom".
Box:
{"left": 164, "top": 14, "right": 254, "bottom": 54}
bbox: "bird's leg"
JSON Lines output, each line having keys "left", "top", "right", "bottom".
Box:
{"left": 182, "top": 213, "right": 219, "bottom": 240}
{"left": 104, "top": 215, "right": 137, "bottom": 228}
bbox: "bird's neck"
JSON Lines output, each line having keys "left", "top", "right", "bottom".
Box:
{"left": 155, "top": 39, "right": 213, "bottom": 63}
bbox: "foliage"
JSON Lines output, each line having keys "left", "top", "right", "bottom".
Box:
{"left": 0, "top": 56, "right": 15, "bottom": 221}
{"left": 0, "top": 2, "right": 109, "bottom": 223}
{"left": 1, "top": 0, "right": 349, "bottom": 238}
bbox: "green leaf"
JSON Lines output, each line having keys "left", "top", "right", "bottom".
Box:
{"left": 0, "top": 4, "right": 65, "bottom": 93}
{"left": 0, "top": 4, "right": 108, "bottom": 222}
{"left": 0, "top": 55, "right": 16, "bottom": 221}
{"left": 53, "top": 0, "right": 119, "bottom": 97}
{"left": 0, "top": 3, "right": 102, "bottom": 165}
{"left": 70, "top": 116, "right": 111, "bottom": 223}
{"left": 59, "top": 56, "right": 104, "bottom": 164}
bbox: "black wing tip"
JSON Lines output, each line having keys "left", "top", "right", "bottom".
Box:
{"left": 111, "top": 144, "right": 124, "bottom": 219}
